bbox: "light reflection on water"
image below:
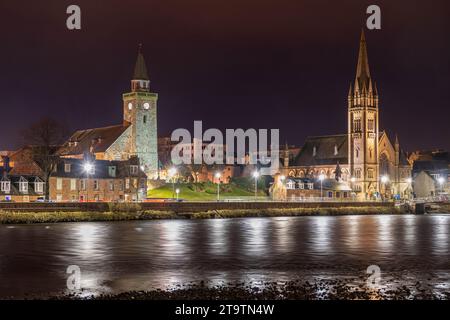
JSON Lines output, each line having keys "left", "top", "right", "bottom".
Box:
{"left": 0, "top": 214, "right": 450, "bottom": 298}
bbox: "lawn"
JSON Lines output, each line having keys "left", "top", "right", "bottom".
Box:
{"left": 147, "top": 182, "right": 266, "bottom": 201}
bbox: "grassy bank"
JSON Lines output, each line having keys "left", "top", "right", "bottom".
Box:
{"left": 0, "top": 205, "right": 402, "bottom": 224}
{"left": 148, "top": 181, "right": 266, "bottom": 201}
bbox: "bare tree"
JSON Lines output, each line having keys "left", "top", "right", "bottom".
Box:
{"left": 22, "top": 117, "right": 67, "bottom": 200}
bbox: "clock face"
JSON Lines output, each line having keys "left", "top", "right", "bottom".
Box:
{"left": 128, "top": 102, "right": 133, "bottom": 110}
{"left": 143, "top": 102, "right": 150, "bottom": 110}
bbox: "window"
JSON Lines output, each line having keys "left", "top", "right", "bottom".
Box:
{"left": 368, "top": 169, "right": 374, "bottom": 179}
{"left": 368, "top": 119, "right": 374, "bottom": 132}
{"left": 143, "top": 115, "right": 147, "bottom": 124}
{"left": 119, "top": 180, "right": 124, "bottom": 191}
{"left": 80, "top": 179, "right": 86, "bottom": 190}
{"left": 35, "top": 181, "right": 44, "bottom": 193}
{"left": 133, "top": 178, "right": 138, "bottom": 188}
{"left": 353, "top": 118, "right": 361, "bottom": 132}
{"left": 1, "top": 181, "right": 10, "bottom": 193}
{"left": 125, "top": 178, "right": 130, "bottom": 189}
{"left": 56, "top": 178, "right": 63, "bottom": 191}
{"left": 307, "top": 183, "right": 314, "bottom": 190}
{"left": 298, "top": 182, "right": 304, "bottom": 189}
{"left": 93, "top": 180, "right": 99, "bottom": 190}
{"left": 328, "top": 191, "right": 333, "bottom": 198}
{"left": 64, "top": 163, "right": 71, "bottom": 173}
{"left": 56, "top": 194, "right": 62, "bottom": 202}
{"left": 355, "top": 169, "right": 361, "bottom": 179}
{"left": 70, "top": 179, "right": 77, "bottom": 191}
{"left": 130, "top": 165, "right": 138, "bottom": 175}
{"left": 109, "top": 180, "right": 114, "bottom": 191}
{"left": 19, "top": 179, "right": 28, "bottom": 193}
{"left": 108, "top": 166, "right": 116, "bottom": 177}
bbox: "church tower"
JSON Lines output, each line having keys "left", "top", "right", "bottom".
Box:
{"left": 347, "top": 31, "right": 379, "bottom": 198}
{"left": 123, "top": 45, "right": 158, "bottom": 179}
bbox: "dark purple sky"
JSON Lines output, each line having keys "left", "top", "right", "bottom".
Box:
{"left": 0, "top": 0, "right": 449, "bottom": 152}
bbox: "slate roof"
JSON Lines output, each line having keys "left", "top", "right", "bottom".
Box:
{"left": 0, "top": 168, "right": 43, "bottom": 196}
{"left": 51, "top": 157, "right": 146, "bottom": 180}
{"left": 57, "top": 124, "right": 129, "bottom": 156}
{"left": 293, "top": 134, "right": 348, "bottom": 166}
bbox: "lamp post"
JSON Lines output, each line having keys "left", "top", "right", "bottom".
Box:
{"left": 253, "top": 170, "right": 260, "bottom": 200}
{"left": 175, "top": 188, "right": 180, "bottom": 201}
{"left": 406, "top": 177, "right": 412, "bottom": 199}
{"left": 168, "top": 167, "right": 177, "bottom": 198}
{"left": 83, "top": 162, "right": 93, "bottom": 202}
{"left": 318, "top": 174, "right": 325, "bottom": 201}
{"left": 438, "top": 176, "right": 445, "bottom": 196}
{"left": 215, "top": 172, "right": 221, "bottom": 201}
{"left": 381, "top": 175, "right": 389, "bottom": 201}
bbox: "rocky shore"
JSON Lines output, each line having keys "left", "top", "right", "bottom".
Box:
{"left": 52, "top": 278, "right": 449, "bottom": 300}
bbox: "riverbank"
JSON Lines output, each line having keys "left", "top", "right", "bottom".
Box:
{"left": 0, "top": 205, "right": 404, "bottom": 224}
{"left": 52, "top": 278, "right": 448, "bottom": 300}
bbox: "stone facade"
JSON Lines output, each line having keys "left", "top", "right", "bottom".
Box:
{"left": 280, "top": 31, "right": 412, "bottom": 200}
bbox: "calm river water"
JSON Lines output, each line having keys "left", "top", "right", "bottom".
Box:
{"left": 0, "top": 214, "right": 449, "bottom": 298}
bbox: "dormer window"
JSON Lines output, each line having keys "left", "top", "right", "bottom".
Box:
{"left": 130, "top": 165, "right": 138, "bottom": 175}
{"left": 19, "top": 177, "right": 28, "bottom": 193}
{"left": 313, "top": 146, "right": 317, "bottom": 157}
{"left": 108, "top": 166, "right": 116, "bottom": 177}
{"left": 0, "top": 180, "right": 10, "bottom": 193}
{"left": 334, "top": 145, "right": 338, "bottom": 156}
{"left": 64, "top": 163, "right": 71, "bottom": 173}
{"left": 35, "top": 178, "right": 44, "bottom": 194}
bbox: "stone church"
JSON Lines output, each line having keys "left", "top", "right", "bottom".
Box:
{"left": 282, "top": 31, "right": 412, "bottom": 199}
{"left": 57, "top": 46, "right": 159, "bottom": 179}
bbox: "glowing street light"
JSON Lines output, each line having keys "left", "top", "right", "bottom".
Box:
{"left": 406, "top": 177, "right": 412, "bottom": 184}
{"left": 175, "top": 188, "right": 180, "bottom": 200}
{"left": 215, "top": 172, "right": 221, "bottom": 201}
{"left": 83, "top": 162, "right": 94, "bottom": 202}
{"left": 253, "top": 170, "right": 260, "bottom": 200}
{"left": 438, "top": 176, "right": 445, "bottom": 194}
{"left": 380, "top": 175, "right": 389, "bottom": 201}
{"left": 279, "top": 175, "right": 286, "bottom": 183}
{"left": 318, "top": 174, "right": 325, "bottom": 200}
{"left": 168, "top": 167, "right": 177, "bottom": 198}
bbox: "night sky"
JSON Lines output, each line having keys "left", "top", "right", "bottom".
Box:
{"left": 1, "top": 0, "right": 449, "bottom": 152}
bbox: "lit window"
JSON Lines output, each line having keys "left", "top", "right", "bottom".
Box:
{"left": 1, "top": 181, "right": 11, "bottom": 193}
{"left": 35, "top": 181, "right": 44, "bottom": 193}
{"left": 56, "top": 178, "right": 62, "bottom": 190}
{"left": 109, "top": 180, "right": 114, "bottom": 191}
{"left": 130, "top": 165, "right": 138, "bottom": 175}
{"left": 70, "top": 179, "right": 77, "bottom": 191}
{"left": 19, "top": 178, "right": 28, "bottom": 193}
{"left": 64, "top": 163, "right": 71, "bottom": 173}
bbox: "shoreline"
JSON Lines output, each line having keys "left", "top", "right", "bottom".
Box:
{"left": 0, "top": 206, "right": 411, "bottom": 224}
{"left": 7, "top": 278, "right": 448, "bottom": 300}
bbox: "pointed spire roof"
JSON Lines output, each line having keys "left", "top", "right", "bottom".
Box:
{"left": 355, "top": 29, "right": 371, "bottom": 86}
{"left": 133, "top": 44, "right": 149, "bottom": 81}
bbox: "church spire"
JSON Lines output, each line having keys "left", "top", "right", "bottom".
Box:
{"left": 131, "top": 44, "right": 150, "bottom": 92}
{"left": 133, "top": 44, "right": 149, "bottom": 80}
{"left": 355, "top": 29, "right": 371, "bottom": 87}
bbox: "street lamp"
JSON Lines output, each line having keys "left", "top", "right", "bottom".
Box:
{"left": 381, "top": 175, "right": 389, "bottom": 200}
{"left": 215, "top": 172, "right": 221, "bottom": 201}
{"left": 318, "top": 174, "right": 325, "bottom": 201}
{"left": 83, "top": 162, "right": 93, "bottom": 202}
{"left": 253, "top": 170, "right": 260, "bottom": 200}
{"left": 438, "top": 176, "right": 445, "bottom": 195}
{"left": 168, "top": 167, "right": 177, "bottom": 198}
{"left": 175, "top": 188, "right": 180, "bottom": 201}
{"left": 279, "top": 175, "right": 286, "bottom": 183}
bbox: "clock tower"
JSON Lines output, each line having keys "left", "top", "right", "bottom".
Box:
{"left": 123, "top": 45, "right": 158, "bottom": 179}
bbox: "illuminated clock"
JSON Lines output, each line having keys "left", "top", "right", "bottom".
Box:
{"left": 143, "top": 102, "right": 150, "bottom": 110}
{"left": 128, "top": 102, "right": 133, "bottom": 110}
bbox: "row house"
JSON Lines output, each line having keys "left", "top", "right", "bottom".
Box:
{"left": 49, "top": 156, "right": 147, "bottom": 202}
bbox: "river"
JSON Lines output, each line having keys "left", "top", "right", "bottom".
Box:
{"left": 0, "top": 214, "right": 449, "bottom": 298}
